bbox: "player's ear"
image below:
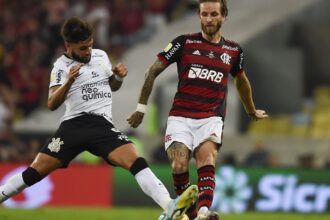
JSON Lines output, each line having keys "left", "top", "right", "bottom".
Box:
{"left": 64, "top": 42, "right": 71, "bottom": 51}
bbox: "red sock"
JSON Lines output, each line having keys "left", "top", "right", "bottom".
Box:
{"left": 197, "top": 165, "right": 215, "bottom": 211}
{"left": 172, "top": 172, "right": 197, "bottom": 219}
{"left": 172, "top": 172, "right": 190, "bottom": 196}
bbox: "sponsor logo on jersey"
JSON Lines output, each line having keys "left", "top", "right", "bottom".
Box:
{"left": 222, "top": 45, "right": 239, "bottom": 51}
{"left": 188, "top": 66, "right": 224, "bottom": 83}
{"left": 220, "top": 53, "right": 232, "bottom": 65}
{"left": 239, "top": 52, "right": 244, "bottom": 69}
{"left": 164, "top": 42, "right": 181, "bottom": 60}
{"left": 48, "top": 138, "right": 64, "bottom": 153}
{"left": 81, "top": 81, "right": 112, "bottom": 101}
{"left": 186, "top": 39, "right": 202, "bottom": 44}
{"left": 193, "top": 50, "right": 201, "bottom": 55}
{"left": 56, "top": 69, "right": 64, "bottom": 83}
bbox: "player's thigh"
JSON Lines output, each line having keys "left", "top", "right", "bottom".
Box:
{"left": 30, "top": 153, "right": 63, "bottom": 177}
{"left": 88, "top": 121, "right": 134, "bottom": 168}
{"left": 193, "top": 116, "right": 224, "bottom": 150}
{"left": 107, "top": 143, "right": 139, "bottom": 169}
{"left": 39, "top": 117, "right": 88, "bottom": 168}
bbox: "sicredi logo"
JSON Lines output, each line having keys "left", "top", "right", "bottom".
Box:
{"left": 256, "top": 175, "right": 330, "bottom": 212}
{"left": 188, "top": 67, "right": 224, "bottom": 83}
{"left": 212, "top": 167, "right": 330, "bottom": 213}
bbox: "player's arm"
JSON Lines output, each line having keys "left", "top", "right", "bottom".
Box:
{"left": 127, "top": 59, "right": 167, "bottom": 128}
{"left": 109, "top": 63, "right": 128, "bottom": 91}
{"left": 234, "top": 71, "right": 268, "bottom": 120}
{"left": 47, "top": 64, "right": 81, "bottom": 111}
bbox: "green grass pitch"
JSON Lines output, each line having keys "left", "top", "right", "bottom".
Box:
{"left": 0, "top": 207, "right": 329, "bottom": 220}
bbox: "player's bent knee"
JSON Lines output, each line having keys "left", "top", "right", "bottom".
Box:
{"left": 22, "top": 167, "right": 43, "bottom": 186}
{"left": 171, "top": 160, "right": 189, "bottom": 173}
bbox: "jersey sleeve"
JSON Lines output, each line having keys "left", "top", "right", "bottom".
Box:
{"left": 49, "top": 66, "right": 68, "bottom": 88}
{"left": 157, "top": 35, "right": 186, "bottom": 65}
{"left": 231, "top": 46, "right": 244, "bottom": 77}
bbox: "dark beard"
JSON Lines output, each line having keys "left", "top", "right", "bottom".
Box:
{"left": 71, "top": 52, "right": 91, "bottom": 64}
{"left": 201, "top": 22, "right": 221, "bottom": 36}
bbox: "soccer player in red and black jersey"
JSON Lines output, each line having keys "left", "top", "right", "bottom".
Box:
{"left": 128, "top": 1, "right": 268, "bottom": 219}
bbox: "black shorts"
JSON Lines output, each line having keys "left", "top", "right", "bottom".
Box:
{"left": 40, "top": 114, "right": 132, "bottom": 167}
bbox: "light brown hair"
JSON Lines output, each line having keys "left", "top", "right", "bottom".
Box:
{"left": 199, "top": 0, "right": 228, "bottom": 17}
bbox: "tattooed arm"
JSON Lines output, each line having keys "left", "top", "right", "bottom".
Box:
{"left": 127, "top": 59, "right": 167, "bottom": 128}
{"left": 139, "top": 59, "right": 167, "bottom": 104}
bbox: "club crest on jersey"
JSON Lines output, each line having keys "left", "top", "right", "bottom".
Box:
{"left": 48, "top": 138, "right": 64, "bottom": 153}
{"left": 220, "top": 53, "right": 231, "bottom": 65}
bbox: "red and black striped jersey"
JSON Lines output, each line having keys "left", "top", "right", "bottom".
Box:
{"left": 157, "top": 32, "right": 244, "bottom": 119}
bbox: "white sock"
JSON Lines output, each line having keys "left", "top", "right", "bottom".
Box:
{"left": 198, "top": 206, "right": 209, "bottom": 216}
{"left": 134, "top": 168, "right": 172, "bottom": 210}
{"left": 0, "top": 173, "right": 28, "bottom": 202}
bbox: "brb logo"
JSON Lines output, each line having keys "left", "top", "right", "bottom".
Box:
{"left": 188, "top": 66, "right": 224, "bottom": 83}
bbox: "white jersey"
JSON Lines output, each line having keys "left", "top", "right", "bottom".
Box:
{"left": 49, "top": 49, "right": 114, "bottom": 123}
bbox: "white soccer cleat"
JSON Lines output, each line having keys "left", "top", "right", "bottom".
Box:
{"left": 0, "top": 185, "right": 10, "bottom": 203}
{"left": 166, "top": 185, "right": 198, "bottom": 220}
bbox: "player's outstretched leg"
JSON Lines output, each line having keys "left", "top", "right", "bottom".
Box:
{"left": 165, "top": 184, "right": 198, "bottom": 220}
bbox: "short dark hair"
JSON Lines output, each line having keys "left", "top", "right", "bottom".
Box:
{"left": 199, "top": 0, "right": 228, "bottom": 18}
{"left": 61, "top": 17, "right": 93, "bottom": 43}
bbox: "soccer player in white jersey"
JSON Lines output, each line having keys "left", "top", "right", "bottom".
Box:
{"left": 0, "top": 17, "right": 197, "bottom": 220}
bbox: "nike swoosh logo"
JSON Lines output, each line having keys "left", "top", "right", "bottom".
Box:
{"left": 2, "top": 191, "right": 9, "bottom": 198}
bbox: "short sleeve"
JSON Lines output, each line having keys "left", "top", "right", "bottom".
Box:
{"left": 49, "top": 67, "right": 67, "bottom": 88}
{"left": 157, "top": 35, "right": 186, "bottom": 65}
{"left": 231, "top": 46, "right": 244, "bottom": 77}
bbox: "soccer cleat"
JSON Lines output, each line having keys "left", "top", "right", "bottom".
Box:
{"left": 0, "top": 185, "right": 10, "bottom": 203}
{"left": 196, "top": 211, "right": 219, "bottom": 220}
{"left": 166, "top": 185, "right": 198, "bottom": 220}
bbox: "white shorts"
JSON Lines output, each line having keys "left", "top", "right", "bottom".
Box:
{"left": 164, "top": 116, "right": 224, "bottom": 151}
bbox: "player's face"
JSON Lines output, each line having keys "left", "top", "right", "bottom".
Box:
{"left": 199, "top": 2, "right": 225, "bottom": 36}
{"left": 66, "top": 38, "right": 93, "bottom": 63}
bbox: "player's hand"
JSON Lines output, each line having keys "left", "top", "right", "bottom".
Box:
{"left": 112, "top": 63, "right": 128, "bottom": 79}
{"left": 127, "top": 111, "right": 145, "bottom": 128}
{"left": 249, "top": 109, "right": 268, "bottom": 121}
{"left": 68, "top": 64, "right": 82, "bottom": 83}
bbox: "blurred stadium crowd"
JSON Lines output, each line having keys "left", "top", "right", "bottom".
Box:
{"left": 0, "top": 0, "right": 196, "bottom": 162}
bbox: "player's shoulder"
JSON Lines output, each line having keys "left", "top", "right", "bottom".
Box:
{"left": 53, "top": 54, "right": 73, "bottom": 70}
{"left": 173, "top": 32, "right": 202, "bottom": 44}
{"left": 91, "top": 49, "right": 109, "bottom": 60}
{"left": 222, "top": 37, "right": 242, "bottom": 51}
